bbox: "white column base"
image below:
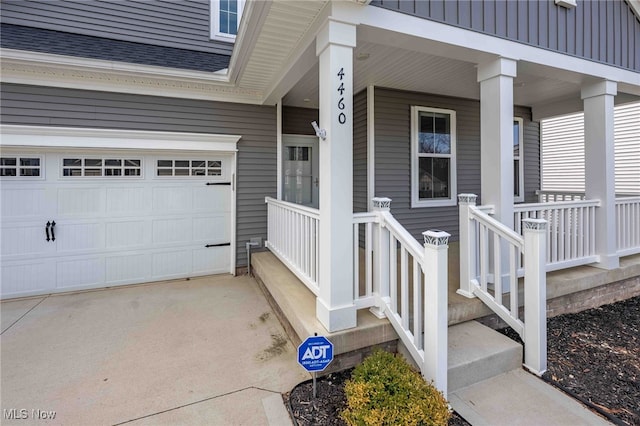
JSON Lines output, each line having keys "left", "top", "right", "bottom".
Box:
{"left": 316, "top": 298, "right": 357, "bottom": 332}
{"left": 591, "top": 254, "right": 620, "bottom": 270}
{"left": 456, "top": 288, "right": 475, "bottom": 299}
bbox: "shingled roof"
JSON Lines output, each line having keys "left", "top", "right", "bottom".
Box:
{"left": 1, "top": 24, "right": 230, "bottom": 73}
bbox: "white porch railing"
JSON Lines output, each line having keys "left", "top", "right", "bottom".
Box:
{"left": 265, "top": 197, "right": 319, "bottom": 295}
{"left": 266, "top": 197, "right": 449, "bottom": 394}
{"left": 353, "top": 198, "right": 449, "bottom": 394}
{"left": 514, "top": 200, "right": 600, "bottom": 271}
{"left": 459, "top": 194, "right": 547, "bottom": 375}
{"left": 616, "top": 196, "right": 640, "bottom": 256}
{"left": 532, "top": 191, "right": 640, "bottom": 259}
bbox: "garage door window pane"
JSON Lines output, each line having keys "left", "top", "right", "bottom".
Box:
{"left": 157, "top": 159, "right": 223, "bottom": 177}
{"left": 63, "top": 157, "right": 142, "bottom": 178}
{"left": 0, "top": 157, "right": 17, "bottom": 176}
{"left": 20, "top": 158, "right": 41, "bottom": 176}
{"left": 84, "top": 159, "right": 102, "bottom": 167}
{"left": 2, "top": 157, "right": 42, "bottom": 177}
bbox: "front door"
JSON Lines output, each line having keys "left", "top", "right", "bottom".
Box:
{"left": 282, "top": 135, "right": 319, "bottom": 208}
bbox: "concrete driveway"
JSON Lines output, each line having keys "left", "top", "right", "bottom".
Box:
{"left": 1, "top": 275, "right": 309, "bottom": 425}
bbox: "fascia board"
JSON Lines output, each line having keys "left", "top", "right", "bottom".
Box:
{"left": 0, "top": 125, "right": 241, "bottom": 153}
{"left": 0, "top": 48, "right": 231, "bottom": 83}
{"left": 628, "top": 0, "right": 640, "bottom": 20}
{"left": 0, "top": 48, "right": 266, "bottom": 104}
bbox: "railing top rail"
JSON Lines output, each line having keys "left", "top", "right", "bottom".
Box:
{"left": 536, "top": 189, "right": 585, "bottom": 196}
{"left": 470, "top": 205, "right": 524, "bottom": 249}
{"left": 380, "top": 211, "right": 424, "bottom": 262}
{"left": 514, "top": 199, "right": 601, "bottom": 211}
{"left": 537, "top": 189, "right": 638, "bottom": 198}
{"left": 353, "top": 212, "right": 379, "bottom": 224}
{"left": 265, "top": 196, "right": 320, "bottom": 218}
{"left": 615, "top": 196, "right": 640, "bottom": 203}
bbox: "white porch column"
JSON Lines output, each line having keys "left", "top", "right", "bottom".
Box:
{"left": 478, "top": 57, "right": 516, "bottom": 291}
{"left": 581, "top": 80, "right": 619, "bottom": 270}
{"left": 315, "top": 19, "right": 357, "bottom": 332}
{"left": 477, "top": 57, "right": 517, "bottom": 227}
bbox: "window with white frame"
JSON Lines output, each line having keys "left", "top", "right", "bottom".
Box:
{"left": 513, "top": 118, "right": 524, "bottom": 202}
{"left": 211, "top": 0, "right": 244, "bottom": 41}
{"left": 411, "top": 106, "right": 457, "bottom": 207}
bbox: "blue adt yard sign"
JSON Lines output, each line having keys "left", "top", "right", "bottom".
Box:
{"left": 297, "top": 336, "right": 333, "bottom": 372}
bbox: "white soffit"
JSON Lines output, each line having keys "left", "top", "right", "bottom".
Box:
{"left": 0, "top": 125, "right": 241, "bottom": 152}
{"left": 236, "top": 0, "right": 328, "bottom": 91}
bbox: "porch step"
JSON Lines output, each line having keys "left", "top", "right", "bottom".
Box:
{"left": 448, "top": 321, "right": 522, "bottom": 392}
{"left": 251, "top": 251, "right": 398, "bottom": 373}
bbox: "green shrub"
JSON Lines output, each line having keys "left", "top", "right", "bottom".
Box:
{"left": 341, "top": 350, "right": 450, "bottom": 426}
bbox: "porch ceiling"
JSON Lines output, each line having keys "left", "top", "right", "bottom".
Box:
{"left": 282, "top": 40, "right": 581, "bottom": 109}
{"left": 235, "top": 1, "right": 639, "bottom": 116}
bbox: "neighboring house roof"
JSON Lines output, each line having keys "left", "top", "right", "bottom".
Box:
{"left": 0, "top": 24, "right": 230, "bottom": 73}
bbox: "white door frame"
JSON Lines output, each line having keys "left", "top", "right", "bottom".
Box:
{"left": 281, "top": 134, "right": 320, "bottom": 208}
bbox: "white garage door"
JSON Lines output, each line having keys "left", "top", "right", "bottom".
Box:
{"left": 1, "top": 150, "right": 234, "bottom": 299}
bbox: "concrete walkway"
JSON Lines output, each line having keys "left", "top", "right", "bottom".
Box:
{"left": 1, "top": 275, "right": 308, "bottom": 425}
{"left": 449, "top": 369, "right": 612, "bottom": 426}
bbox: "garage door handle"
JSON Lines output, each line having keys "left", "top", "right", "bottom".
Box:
{"left": 51, "top": 221, "right": 56, "bottom": 242}
{"left": 205, "top": 242, "right": 231, "bottom": 248}
{"left": 205, "top": 182, "right": 231, "bottom": 186}
{"left": 45, "top": 221, "right": 51, "bottom": 242}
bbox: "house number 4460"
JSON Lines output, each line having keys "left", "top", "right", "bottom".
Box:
{"left": 337, "top": 67, "right": 347, "bottom": 125}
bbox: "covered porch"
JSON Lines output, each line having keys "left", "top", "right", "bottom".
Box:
{"left": 261, "top": 193, "right": 640, "bottom": 394}
{"left": 232, "top": 0, "right": 640, "bottom": 395}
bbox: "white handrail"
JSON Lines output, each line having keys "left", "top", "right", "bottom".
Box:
{"left": 515, "top": 199, "right": 600, "bottom": 211}
{"left": 458, "top": 194, "right": 547, "bottom": 374}
{"left": 381, "top": 211, "right": 425, "bottom": 264}
{"left": 265, "top": 196, "right": 320, "bottom": 219}
{"left": 352, "top": 199, "right": 449, "bottom": 393}
{"left": 470, "top": 206, "right": 524, "bottom": 250}
{"left": 265, "top": 197, "right": 320, "bottom": 295}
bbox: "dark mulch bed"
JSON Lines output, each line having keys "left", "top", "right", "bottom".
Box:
{"left": 284, "top": 296, "right": 639, "bottom": 426}
{"left": 540, "top": 296, "right": 639, "bottom": 426}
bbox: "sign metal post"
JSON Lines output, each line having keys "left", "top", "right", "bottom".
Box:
{"left": 297, "top": 333, "right": 334, "bottom": 399}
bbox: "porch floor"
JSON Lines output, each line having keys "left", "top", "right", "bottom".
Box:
{"left": 252, "top": 243, "right": 640, "bottom": 367}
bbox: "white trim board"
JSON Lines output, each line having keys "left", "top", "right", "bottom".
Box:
{"left": 0, "top": 125, "right": 241, "bottom": 152}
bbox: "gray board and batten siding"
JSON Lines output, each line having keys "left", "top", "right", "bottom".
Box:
{"left": 0, "top": 0, "right": 233, "bottom": 56}
{"left": 0, "top": 83, "right": 276, "bottom": 268}
{"left": 372, "top": 87, "right": 539, "bottom": 242}
{"left": 371, "top": 0, "right": 640, "bottom": 72}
